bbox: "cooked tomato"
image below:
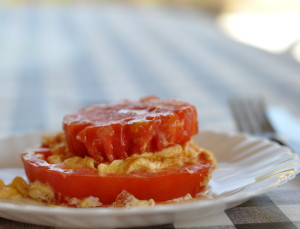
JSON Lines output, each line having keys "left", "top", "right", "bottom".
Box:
{"left": 63, "top": 96, "right": 198, "bottom": 162}
{"left": 22, "top": 147, "right": 215, "bottom": 205}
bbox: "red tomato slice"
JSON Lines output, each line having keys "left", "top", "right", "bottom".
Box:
{"left": 63, "top": 96, "right": 198, "bottom": 162}
{"left": 22, "top": 147, "right": 215, "bottom": 205}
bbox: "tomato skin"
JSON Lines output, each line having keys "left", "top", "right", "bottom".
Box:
{"left": 22, "top": 147, "right": 214, "bottom": 205}
{"left": 63, "top": 97, "right": 198, "bottom": 162}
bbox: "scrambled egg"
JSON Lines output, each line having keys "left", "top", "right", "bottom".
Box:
{"left": 68, "top": 196, "right": 102, "bottom": 208}
{"left": 0, "top": 179, "right": 20, "bottom": 199}
{"left": 28, "top": 181, "right": 55, "bottom": 203}
{"left": 112, "top": 190, "right": 155, "bottom": 208}
{"left": 43, "top": 132, "right": 216, "bottom": 175}
{"left": 62, "top": 156, "right": 96, "bottom": 170}
{"left": 0, "top": 177, "right": 54, "bottom": 204}
{"left": 98, "top": 141, "right": 204, "bottom": 174}
{"left": 52, "top": 141, "right": 210, "bottom": 175}
{"left": 42, "top": 132, "right": 73, "bottom": 162}
{"left": 9, "top": 176, "right": 29, "bottom": 198}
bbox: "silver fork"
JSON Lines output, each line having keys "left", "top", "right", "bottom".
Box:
{"left": 229, "top": 97, "right": 286, "bottom": 145}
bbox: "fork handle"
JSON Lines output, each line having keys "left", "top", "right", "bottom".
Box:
{"left": 270, "top": 137, "right": 287, "bottom": 146}
{"left": 270, "top": 136, "right": 299, "bottom": 153}
{"left": 256, "top": 133, "right": 287, "bottom": 146}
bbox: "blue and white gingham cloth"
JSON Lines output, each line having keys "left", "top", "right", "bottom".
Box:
{"left": 1, "top": 2, "right": 300, "bottom": 229}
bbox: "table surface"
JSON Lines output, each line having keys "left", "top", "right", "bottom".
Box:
{"left": 1, "top": 2, "right": 300, "bottom": 229}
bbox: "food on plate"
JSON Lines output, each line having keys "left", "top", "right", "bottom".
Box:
{"left": 0, "top": 178, "right": 22, "bottom": 199}
{"left": 0, "top": 96, "right": 216, "bottom": 207}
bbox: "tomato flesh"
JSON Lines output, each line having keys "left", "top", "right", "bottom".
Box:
{"left": 63, "top": 97, "right": 198, "bottom": 162}
{"left": 22, "top": 147, "right": 215, "bottom": 205}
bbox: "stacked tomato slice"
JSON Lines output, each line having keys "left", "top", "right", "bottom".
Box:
{"left": 63, "top": 96, "right": 198, "bottom": 162}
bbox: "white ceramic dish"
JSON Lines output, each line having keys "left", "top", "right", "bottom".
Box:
{"left": 0, "top": 131, "right": 299, "bottom": 228}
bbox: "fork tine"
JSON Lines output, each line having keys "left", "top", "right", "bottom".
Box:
{"left": 255, "top": 98, "right": 275, "bottom": 133}
{"left": 245, "top": 97, "right": 274, "bottom": 134}
{"left": 228, "top": 99, "right": 244, "bottom": 132}
{"left": 229, "top": 96, "right": 278, "bottom": 136}
{"left": 229, "top": 97, "right": 266, "bottom": 134}
{"left": 243, "top": 97, "right": 264, "bottom": 134}
{"left": 229, "top": 98, "right": 253, "bottom": 133}
{"left": 229, "top": 97, "right": 288, "bottom": 146}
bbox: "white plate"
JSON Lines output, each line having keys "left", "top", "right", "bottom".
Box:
{"left": 0, "top": 131, "right": 299, "bottom": 228}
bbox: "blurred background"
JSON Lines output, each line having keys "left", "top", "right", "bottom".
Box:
{"left": 0, "top": 0, "right": 300, "bottom": 135}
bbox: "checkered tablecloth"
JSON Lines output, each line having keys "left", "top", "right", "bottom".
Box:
{"left": 1, "top": 2, "right": 300, "bottom": 228}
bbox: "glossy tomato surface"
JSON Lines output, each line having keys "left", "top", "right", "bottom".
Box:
{"left": 22, "top": 147, "right": 215, "bottom": 205}
{"left": 63, "top": 96, "right": 198, "bottom": 162}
